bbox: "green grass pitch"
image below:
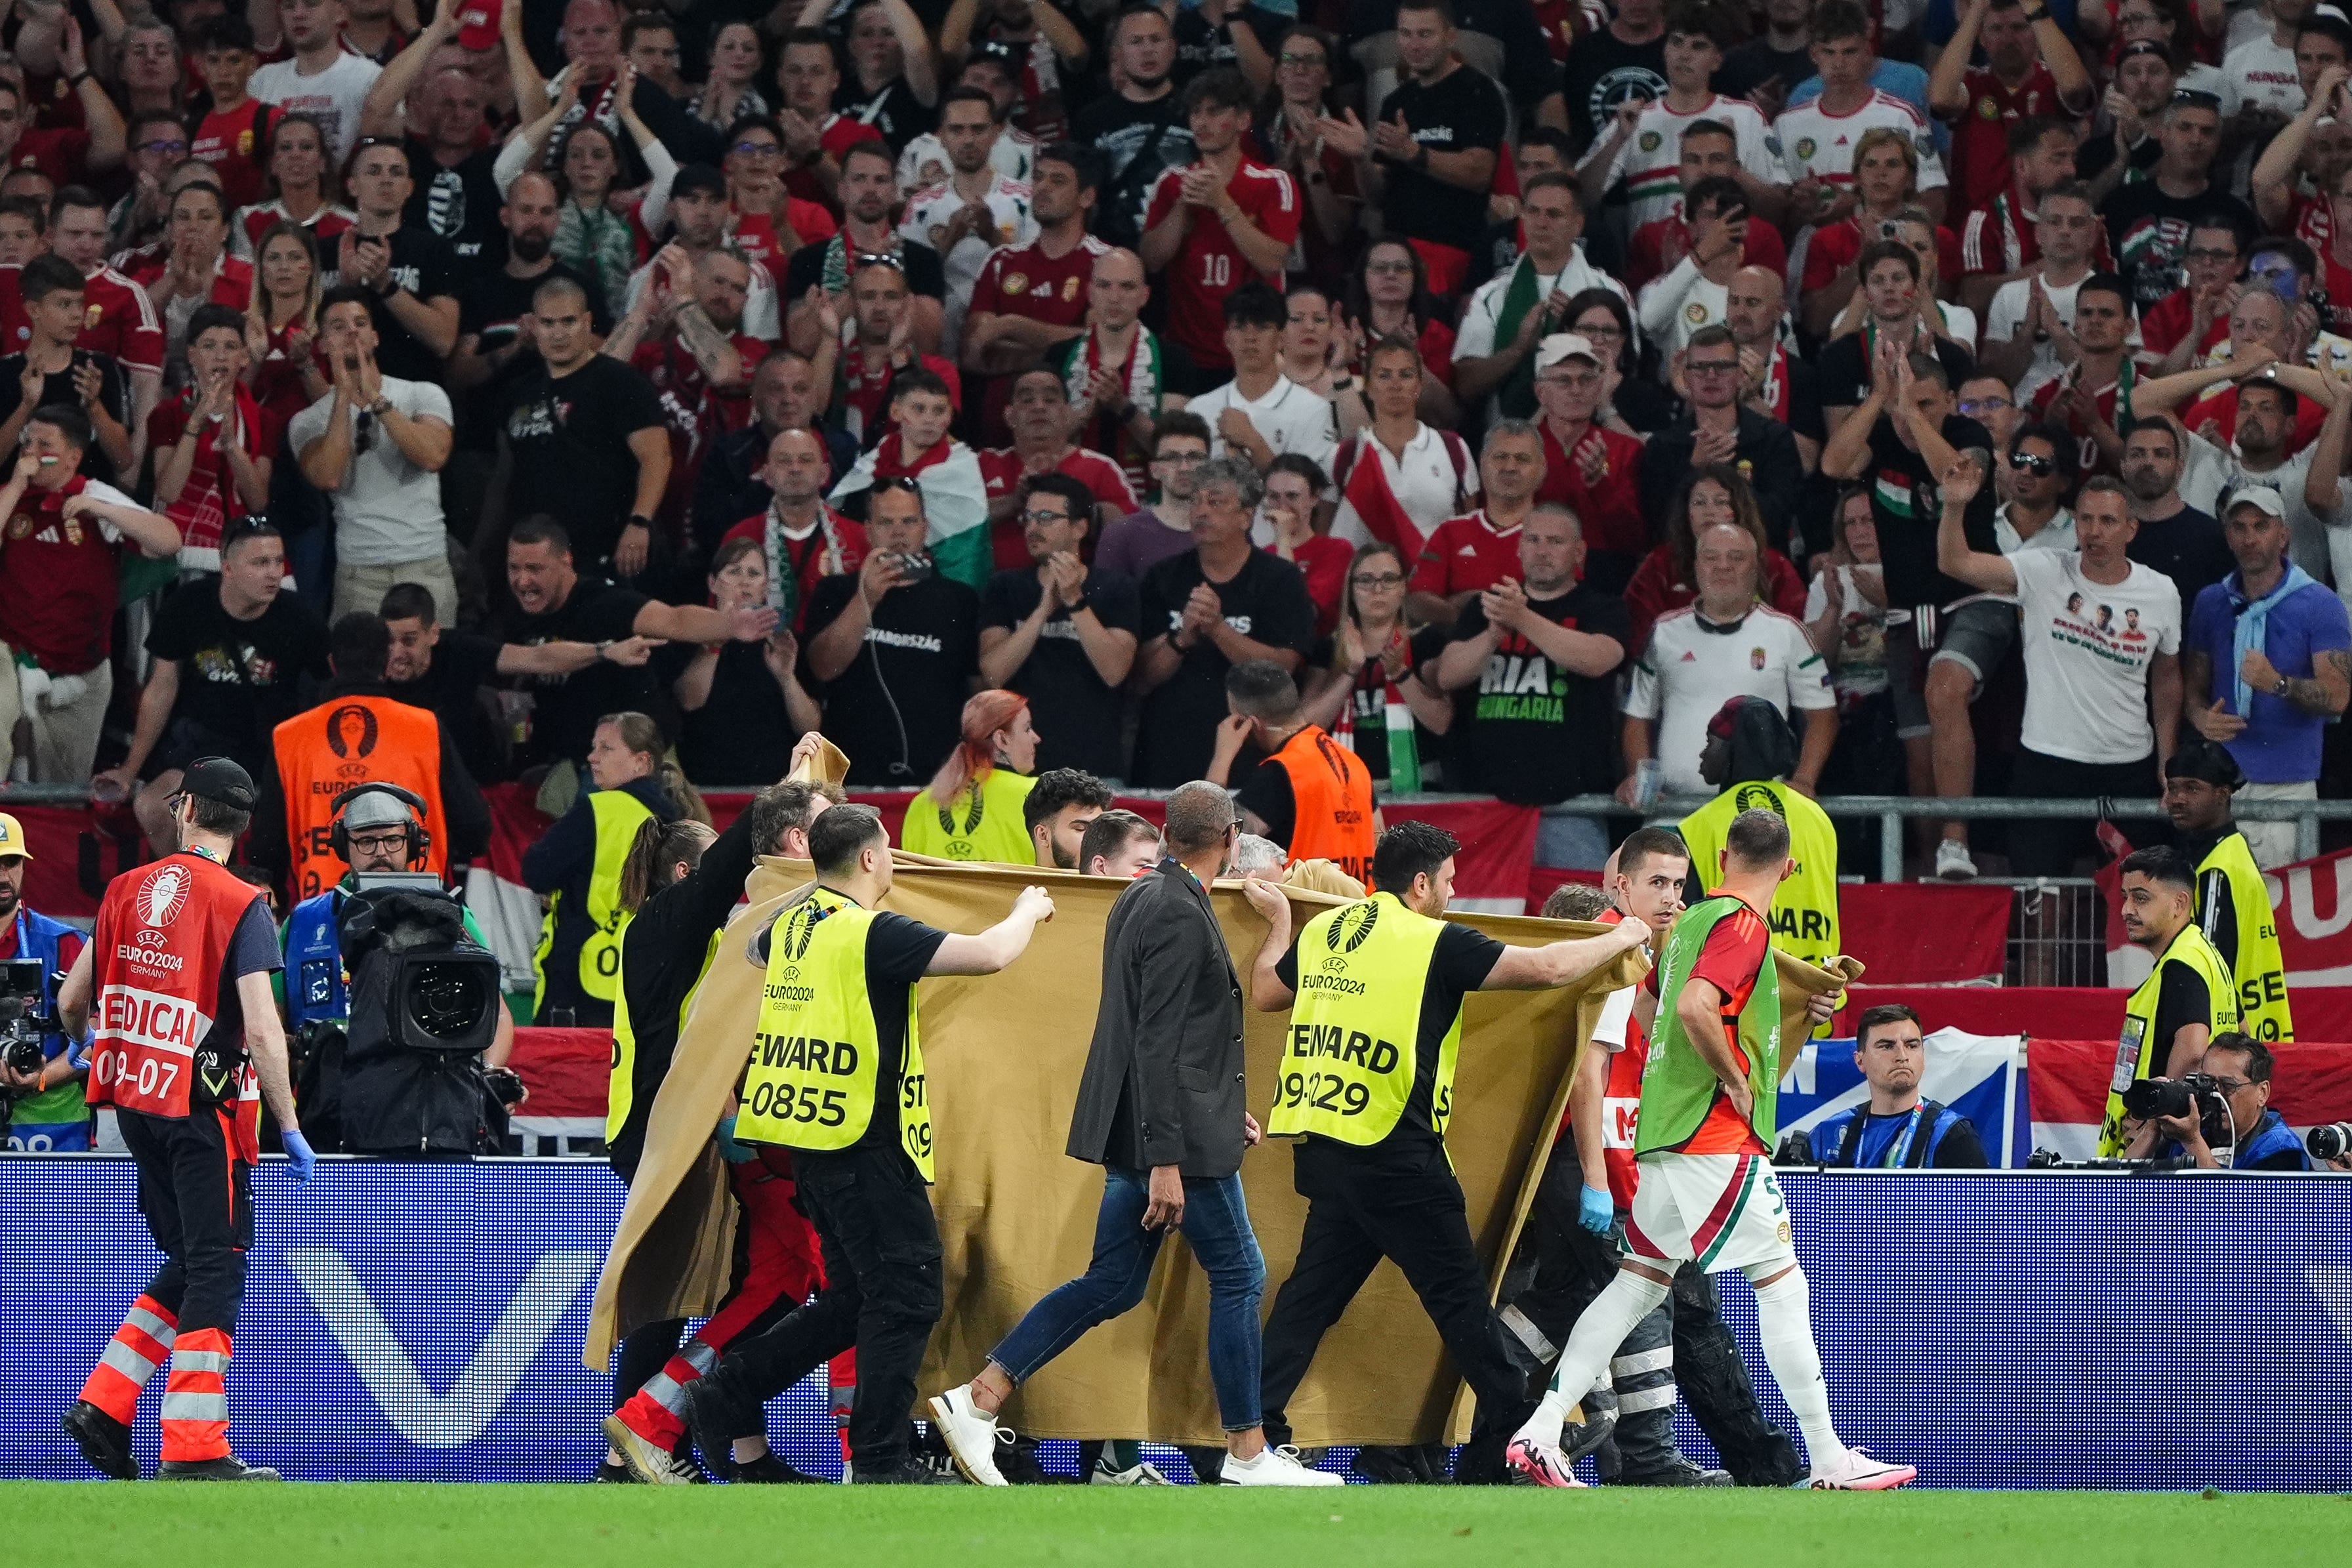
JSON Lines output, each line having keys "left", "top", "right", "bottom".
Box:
{"left": 4, "top": 1483, "right": 2344, "bottom": 1567}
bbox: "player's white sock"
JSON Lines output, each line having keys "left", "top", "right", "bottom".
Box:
{"left": 1750, "top": 1266, "right": 1848, "bottom": 1472}
{"left": 1514, "top": 1268, "right": 1671, "bottom": 1447}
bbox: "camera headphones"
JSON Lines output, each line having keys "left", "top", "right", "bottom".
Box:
{"left": 329, "top": 782, "right": 432, "bottom": 869}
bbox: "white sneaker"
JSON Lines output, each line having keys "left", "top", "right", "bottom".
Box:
{"left": 1090, "top": 1455, "right": 1174, "bottom": 1485}
{"left": 600, "top": 1414, "right": 697, "bottom": 1485}
{"left": 1805, "top": 1448, "right": 1917, "bottom": 1491}
{"left": 1219, "top": 1444, "right": 1344, "bottom": 1487}
{"left": 926, "top": 1386, "right": 1010, "bottom": 1487}
{"left": 1934, "top": 840, "right": 1977, "bottom": 880}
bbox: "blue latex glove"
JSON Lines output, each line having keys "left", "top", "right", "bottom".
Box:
{"left": 281, "top": 1129, "right": 317, "bottom": 1184}
{"left": 1577, "top": 1183, "right": 1614, "bottom": 1234}
{"left": 716, "top": 1114, "right": 756, "bottom": 1165}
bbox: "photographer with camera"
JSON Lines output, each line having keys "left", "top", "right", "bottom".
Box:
{"left": 0, "top": 813, "right": 91, "bottom": 1151}
{"left": 2141, "top": 1034, "right": 2312, "bottom": 1170}
{"left": 282, "top": 784, "right": 515, "bottom": 1110}
{"left": 2101, "top": 845, "right": 2244, "bottom": 1157}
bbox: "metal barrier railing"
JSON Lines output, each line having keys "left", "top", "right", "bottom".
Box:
{"left": 1500, "top": 793, "right": 2352, "bottom": 884}
{"left": 21, "top": 781, "right": 2352, "bottom": 888}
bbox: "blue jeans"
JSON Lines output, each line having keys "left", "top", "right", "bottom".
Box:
{"left": 989, "top": 1166, "right": 1267, "bottom": 1432}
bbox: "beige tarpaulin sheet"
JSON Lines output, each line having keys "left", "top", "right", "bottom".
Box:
{"left": 583, "top": 857, "right": 1858, "bottom": 1446}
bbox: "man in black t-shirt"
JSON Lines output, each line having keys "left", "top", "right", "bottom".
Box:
{"left": 329, "top": 138, "right": 461, "bottom": 385}
{"left": 805, "top": 477, "right": 981, "bottom": 787}
{"left": 379, "top": 579, "right": 623, "bottom": 784}
{"left": 0, "top": 255, "right": 134, "bottom": 483}
{"left": 979, "top": 473, "right": 1141, "bottom": 779}
{"left": 1172, "top": 0, "right": 1283, "bottom": 87}
{"left": 1554, "top": 0, "right": 1667, "bottom": 152}
{"left": 1432, "top": 505, "right": 1632, "bottom": 806}
{"left": 496, "top": 275, "right": 669, "bottom": 582}
{"left": 448, "top": 173, "right": 610, "bottom": 455}
{"left": 398, "top": 68, "right": 505, "bottom": 266}
{"left": 2097, "top": 94, "right": 2254, "bottom": 311}
{"left": 1711, "top": 0, "right": 1810, "bottom": 108}
{"left": 491, "top": 517, "right": 777, "bottom": 774}
{"left": 1073, "top": 5, "right": 1197, "bottom": 249}
{"left": 94, "top": 521, "right": 331, "bottom": 855}
{"left": 1328, "top": 3, "right": 1505, "bottom": 297}
{"left": 1132, "top": 456, "right": 1317, "bottom": 787}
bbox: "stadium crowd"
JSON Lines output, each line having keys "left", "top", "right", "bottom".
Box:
{"left": 0, "top": 0, "right": 2347, "bottom": 890}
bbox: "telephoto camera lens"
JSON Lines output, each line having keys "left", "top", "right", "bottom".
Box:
{"left": 2120, "top": 1077, "right": 2193, "bottom": 1121}
{"left": 2308, "top": 1123, "right": 2352, "bottom": 1162}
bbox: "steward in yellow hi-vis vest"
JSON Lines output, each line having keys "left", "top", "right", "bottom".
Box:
{"left": 1680, "top": 697, "right": 1840, "bottom": 1034}
{"left": 524, "top": 756, "right": 677, "bottom": 1027}
{"left": 2163, "top": 743, "right": 2292, "bottom": 1043}
{"left": 705, "top": 803, "right": 1054, "bottom": 1483}
{"left": 1243, "top": 819, "right": 1649, "bottom": 1465}
{"left": 2101, "top": 846, "right": 2242, "bottom": 1156}
{"left": 901, "top": 691, "right": 1041, "bottom": 864}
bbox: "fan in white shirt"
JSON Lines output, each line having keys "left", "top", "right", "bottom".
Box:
{"left": 1323, "top": 338, "right": 1477, "bottom": 558}
{"left": 1636, "top": 178, "right": 1751, "bottom": 365}
{"left": 1187, "top": 283, "right": 1339, "bottom": 475}
{"left": 1622, "top": 521, "right": 1838, "bottom": 796}
{"left": 1578, "top": 16, "right": 1782, "bottom": 234}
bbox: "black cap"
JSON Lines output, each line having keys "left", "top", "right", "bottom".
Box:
{"left": 180, "top": 755, "right": 258, "bottom": 810}
{"left": 2165, "top": 739, "right": 2244, "bottom": 791}
{"left": 670, "top": 163, "right": 726, "bottom": 201}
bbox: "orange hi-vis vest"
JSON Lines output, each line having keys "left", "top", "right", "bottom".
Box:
{"left": 1269, "top": 724, "right": 1377, "bottom": 885}
{"left": 274, "top": 693, "right": 449, "bottom": 899}
{"left": 86, "top": 852, "right": 268, "bottom": 1145}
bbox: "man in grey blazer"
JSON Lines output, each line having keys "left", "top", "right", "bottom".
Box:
{"left": 928, "top": 780, "right": 1341, "bottom": 1489}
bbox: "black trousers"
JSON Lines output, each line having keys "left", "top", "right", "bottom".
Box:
{"left": 1259, "top": 1139, "right": 1535, "bottom": 1465}
{"left": 118, "top": 1106, "right": 253, "bottom": 1336}
{"left": 714, "top": 1140, "right": 942, "bottom": 1468}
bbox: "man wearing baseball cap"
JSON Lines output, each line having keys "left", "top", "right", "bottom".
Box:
{"left": 2160, "top": 739, "right": 2298, "bottom": 1044}
{"left": 56, "top": 756, "right": 313, "bottom": 1482}
{"left": 2182, "top": 484, "right": 2350, "bottom": 873}
{"left": 0, "top": 814, "right": 92, "bottom": 1151}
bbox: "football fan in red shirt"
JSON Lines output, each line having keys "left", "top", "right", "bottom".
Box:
{"left": 1927, "top": 0, "right": 2093, "bottom": 218}
{"left": 774, "top": 27, "right": 886, "bottom": 208}
{"left": 1140, "top": 69, "right": 1299, "bottom": 376}
{"left": 186, "top": 14, "right": 277, "bottom": 212}
{"left": 978, "top": 367, "right": 1138, "bottom": 567}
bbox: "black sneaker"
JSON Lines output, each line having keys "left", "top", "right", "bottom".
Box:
{"left": 594, "top": 1459, "right": 637, "bottom": 1483}
{"left": 856, "top": 1458, "right": 959, "bottom": 1485}
{"left": 61, "top": 1401, "right": 137, "bottom": 1481}
{"left": 680, "top": 1372, "right": 749, "bottom": 1479}
{"left": 732, "top": 1452, "right": 821, "bottom": 1484}
{"left": 1622, "top": 1459, "right": 1732, "bottom": 1487}
{"left": 1351, "top": 1445, "right": 1438, "bottom": 1485}
{"left": 157, "top": 1453, "right": 281, "bottom": 1481}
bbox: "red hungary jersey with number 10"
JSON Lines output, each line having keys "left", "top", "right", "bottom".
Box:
{"left": 1142, "top": 155, "right": 1300, "bottom": 371}
{"left": 86, "top": 852, "right": 267, "bottom": 1124}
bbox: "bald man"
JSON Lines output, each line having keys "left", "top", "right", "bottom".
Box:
{"left": 1723, "top": 264, "right": 1821, "bottom": 474}
{"left": 1055, "top": 247, "right": 1178, "bottom": 482}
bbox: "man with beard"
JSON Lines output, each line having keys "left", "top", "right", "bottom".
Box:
{"left": 2118, "top": 417, "right": 2233, "bottom": 620}
{"left": 963, "top": 144, "right": 1109, "bottom": 379}
{"left": 604, "top": 247, "right": 770, "bottom": 540}
{"left": 1073, "top": 5, "right": 1195, "bottom": 251}
{"left": 1020, "top": 766, "right": 1114, "bottom": 869}
{"left": 444, "top": 174, "right": 602, "bottom": 451}
{"left": 781, "top": 142, "right": 948, "bottom": 357}
{"left": 364, "top": 6, "right": 505, "bottom": 264}
{"left": 628, "top": 166, "right": 779, "bottom": 342}
{"left": 693, "top": 354, "right": 857, "bottom": 551}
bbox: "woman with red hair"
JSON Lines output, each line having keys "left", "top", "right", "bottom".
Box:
{"left": 903, "top": 690, "right": 1042, "bottom": 864}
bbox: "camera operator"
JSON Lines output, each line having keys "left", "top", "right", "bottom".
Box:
{"left": 0, "top": 812, "right": 91, "bottom": 1151}
{"left": 2145, "top": 1034, "right": 2311, "bottom": 1170}
{"left": 1804, "top": 1004, "right": 1989, "bottom": 1168}
{"left": 281, "top": 785, "right": 514, "bottom": 1084}
{"left": 2101, "top": 845, "right": 2243, "bottom": 1156}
